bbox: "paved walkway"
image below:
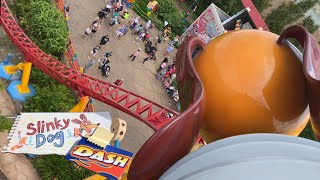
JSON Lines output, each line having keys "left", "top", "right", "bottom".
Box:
{"left": 0, "top": 132, "right": 39, "bottom": 180}
{"left": 0, "top": 89, "right": 39, "bottom": 179}
{"left": 0, "top": 81, "right": 17, "bottom": 117}
{"left": 0, "top": 171, "right": 8, "bottom": 180}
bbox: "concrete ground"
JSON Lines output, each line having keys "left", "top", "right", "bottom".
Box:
{"left": 64, "top": 0, "right": 178, "bottom": 154}
{"left": 0, "top": 132, "right": 40, "bottom": 180}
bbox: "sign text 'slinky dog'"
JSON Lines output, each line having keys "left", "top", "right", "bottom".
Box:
{"left": 2, "top": 112, "right": 112, "bottom": 155}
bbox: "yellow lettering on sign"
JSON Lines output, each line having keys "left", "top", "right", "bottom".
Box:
{"left": 73, "top": 146, "right": 94, "bottom": 157}
{"left": 113, "top": 156, "right": 129, "bottom": 168}
{"left": 104, "top": 154, "right": 117, "bottom": 164}
{"left": 89, "top": 151, "right": 105, "bottom": 162}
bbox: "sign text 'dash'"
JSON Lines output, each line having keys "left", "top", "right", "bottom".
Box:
{"left": 71, "top": 145, "right": 130, "bottom": 168}
{"left": 66, "top": 137, "right": 133, "bottom": 180}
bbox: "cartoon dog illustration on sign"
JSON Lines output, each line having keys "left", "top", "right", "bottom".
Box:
{"left": 71, "top": 114, "right": 99, "bottom": 138}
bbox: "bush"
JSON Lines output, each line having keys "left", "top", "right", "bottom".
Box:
{"left": 29, "top": 68, "right": 58, "bottom": 88}
{"left": 133, "top": 0, "right": 185, "bottom": 35}
{"left": 32, "top": 155, "right": 95, "bottom": 180}
{"left": 23, "top": 68, "right": 76, "bottom": 112}
{"left": 0, "top": 81, "right": 4, "bottom": 90}
{"left": 252, "top": 0, "right": 271, "bottom": 12}
{"left": 156, "top": 0, "right": 185, "bottom": 35}
{"left": 265, "top": 0, "right": 317, "bottom": 34}
{"left": 210, "top": 0, "right": 243, "bottom": 16}
{"left": 192, "top": 0, "right": 270, "bottom": 17}
{"left": 0, "top": 116, "right": 13, "bottom": 132}
{"left": 23, "top": 84, "right": 76, "bottom": 112}
{"left": 302, "top": 16, "right": 319, "bottom": 34}
{"left": 13, "top": 0, "right": 68, "bottom": 57}
{"left": 299, "top": 122, "right": 316, "bottom": 141}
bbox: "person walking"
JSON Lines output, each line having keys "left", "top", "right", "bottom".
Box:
{"left": 99, "top": 35, "right": 110, "bottom": 46}
{"left": 109, "top": 17, "right": 119, "bottom": 30}
{"left": 130, "top": 16, "right": 139, "bottom": 30}
{"left": 142, "top": 50, "right": 155, "bottom": 65}
{"left": 157, "top": 57, "right": 169, "bottom": 72}
{"left": 84, "top": 57, "right": 95, "bottom": 72}
{"left": 89, "top": 46, "right": 101, "bottom": 58}
{"left": 146, "top": 20, "right": 152, "bottom": 30}
{"left": 132, "top": 24, "right": 143, "bottom": 35}
{"left": 128, "top": 48, "right": 141, "bottom": 62}
{"left": 142, "top": 54, "right": 151, "bottom": 65}
{"left": 121, "top": 9, "right": 129, "bottom": 20}
{"left": 91, "top": 21, "right": 101, "bottom": 38}
{"left": 135, "top": 31, "right": 145, "bottom": 44}
{"left": 164, "top": 43, "right": 174, "bottom": 56}
{"left": 104, "top": 51, "right": 113, "bottom": 58}
{"left": 82, "top": 25, "right": 92, "bottom": 38}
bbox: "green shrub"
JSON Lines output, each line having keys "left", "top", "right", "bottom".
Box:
{"left": 265, "top": 0, "right": 317, "bottom": 34}
{"left": 32, "top": 155, "right": 94, "bottom": 180}
{"left": 133, "top": 0, "right": 185, "bottom": 35}
{"left": 29, "top": 68, "right": 58, "bottom": 88}
{"left": 299, "top": 122, "right": 316, "bottom": 141}
{"left": 0, "top": 81, "right": 4, "bottom": 90}
{"left": 210, "top": 0, "right": 243, "bottom": 16}
{"left": 13, "top": 0, "right": 68, "bottom": 57}
{"left": 23, "top": 83, "right": 76, "bottom": 112}
{"left": 192, "top": 0, "right": 270, "bottom": 16}
{"left": 302, "top": 16, "right": 319, "bottom": 34}
{"left": 24, "top": 67, "right": 76, "bottom": 112}
{"left": 132, "top": 1, "right": 164, "bottom": 30}
{"left": 156, "top": 0, "right": 185, "bottom": 35}
{"left": 252, "top": 0, "right": 271, "bottom": 12}
{"left": 0, "top": 116, "right": 13, "bottom": 132}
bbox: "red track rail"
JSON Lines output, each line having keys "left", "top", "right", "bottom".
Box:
{"left": 0, "top": 0, "right": 178, "bottom": 130}
{"left": 241, "top": 0, "right": 270, "bottom": 31}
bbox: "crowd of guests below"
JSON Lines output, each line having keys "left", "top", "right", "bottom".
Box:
{"left": 77, "top": 0, "right": 180, "bottom": 111}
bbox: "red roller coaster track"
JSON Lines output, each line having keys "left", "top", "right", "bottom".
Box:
{"left": 241, "top": 0, "right": 270, "bottom": 31}
{"left": 0, "top": 0, "right": 178, "bottom": 131}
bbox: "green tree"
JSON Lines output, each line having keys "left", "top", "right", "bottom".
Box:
{"left": 14, "top": 0, "right": 68, "bottom": 57}
{"left": 252, "top": 0, "right": 271, "bottom": 12}
{"left": 209, "top": 0, "right": 243, "bottom": 15}
{"left": 156, "top": 0, "right": 185, "bottom": 35}
{"left": 188, "top": 0, "right": 271, "bottom": 18}
{"left": 302, "top": 16, "right": 319, "bottom": 34}
{"left": 265, "top": 0, "right": 317, "bottom": 34}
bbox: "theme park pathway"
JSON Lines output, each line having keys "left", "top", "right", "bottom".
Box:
{"left": 65, "top": 0, "right": 177, "bottom": 154}
{"left": 0, "top": 27, "right": 39, "bottom": 180}
{"left": 0, "top": 132, "right": 39, "bottom": 180}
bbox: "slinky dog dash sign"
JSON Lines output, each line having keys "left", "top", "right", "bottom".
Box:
{"left": 2, "top": 112, "right": 112, "bottom": 155}
{"left": 66, "top": 137, "right": 133, "bottom": 180}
